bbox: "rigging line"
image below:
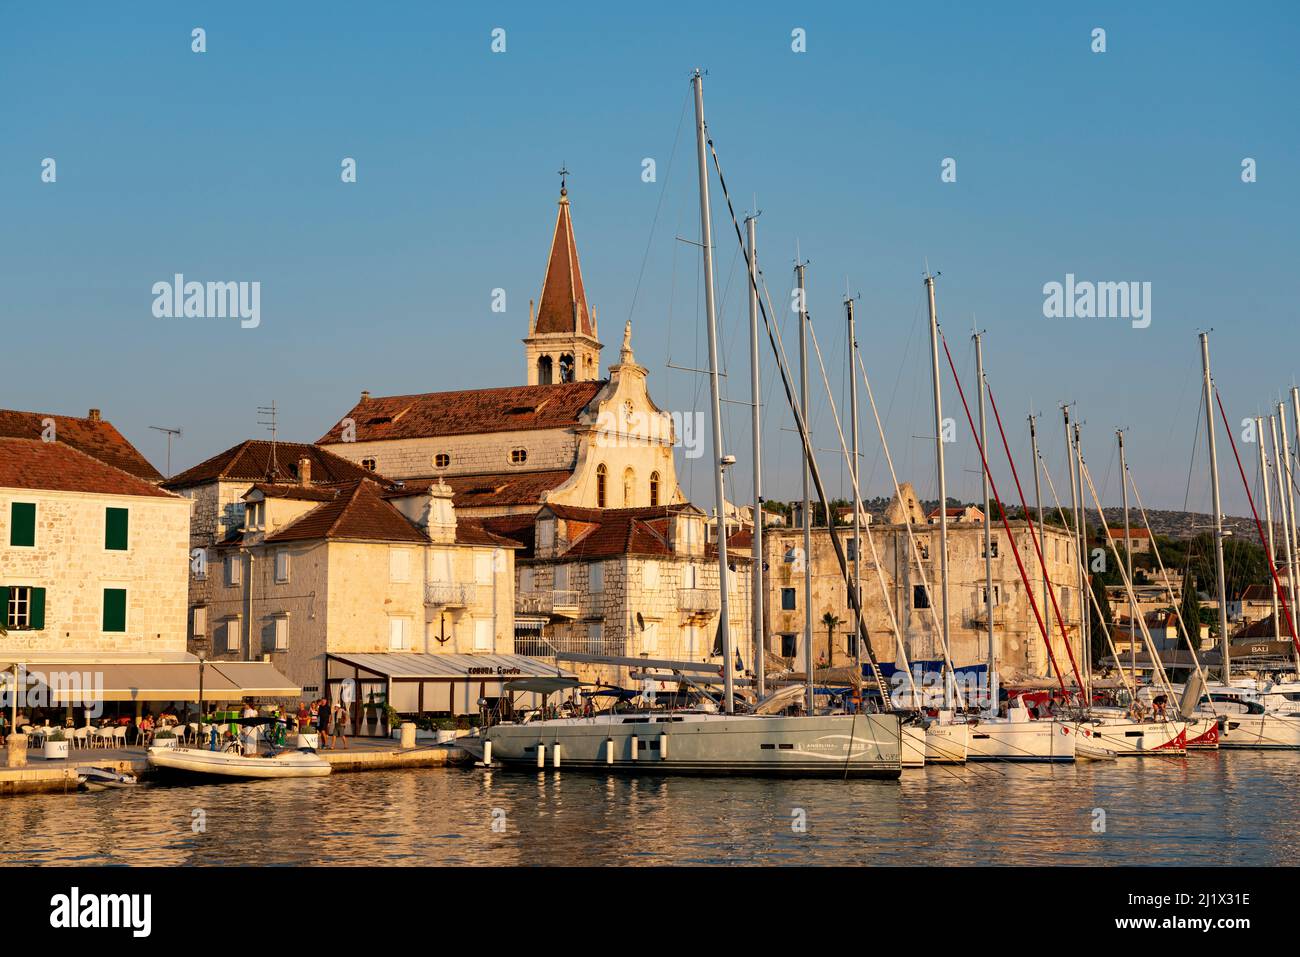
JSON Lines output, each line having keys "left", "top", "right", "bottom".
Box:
{"left": 706, "top": 135, "right": 892, "bottom": 704}
{"left": 1078, "top": 457, "right": 1180, "bottom": 704}
{"left": 1037, "top": 447, "right": 1136, "bottom": 701}
{"left": 1183, "top": 387, "right": 1204, "bottom": 514}
{"left": 938, "top": 333, "right": 1074, "bottom": 695}
{"left": 852, "top": 329, "right": 966, "bottom": 704}
{"left": 1126, "top": 460, "right": 1214, "bottom": 700}
{"left": 1214, "top": 391, "right": 1300, "bottom": 650}
{"left": 807, "top": 316, "right": 925, "bottom": 707}
{"left": 628, "top": 85, "right": 690, "bottom": 324}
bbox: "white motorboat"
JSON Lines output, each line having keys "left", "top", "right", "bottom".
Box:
{"left": 76, "top": 766, "right": 138, "bottom": 790}
{"left": 147, "top": 746, "right": 331, "bottom": 779}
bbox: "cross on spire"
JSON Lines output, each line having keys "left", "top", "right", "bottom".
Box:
{"left": 558, "top": 163, "right": 569, "bottom": 196}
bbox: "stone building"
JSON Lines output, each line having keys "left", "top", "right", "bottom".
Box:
{"left": 762, "top": 486, "right": 1085, "bottom": 683}
{"left": 315, "top": 184, "right": 689, "bottom": 521}
{"left": 161, "top": 439, "right": 380, "bottom": 656}
{"left": 481, "top": 503, "right": 753, "bottom": 688}
{"left": 192, "top": 475, "right": 538, "bottom": 716}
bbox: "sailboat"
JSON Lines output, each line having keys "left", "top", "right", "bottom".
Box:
{"left": 482, "top": 71, "right": 902, "bottom": 778}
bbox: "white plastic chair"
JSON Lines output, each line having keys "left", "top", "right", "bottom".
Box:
{"left": 69, "top": 727, "right": 90, "bottom": 750}
{"left": 111, "top": 726, "right": 128, "bottom": 749}
{"left": 90, "top": 726, "right": 113, "bottom": 749}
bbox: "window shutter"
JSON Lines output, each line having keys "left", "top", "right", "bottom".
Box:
{"left": 30, "top": 587, "right": 45, "bottom": 630}
{"left": 105, "top": 507, "right": 129, "bottom": 550}
{"left": 0, "top": 586, "right": 9, "bottom": 627}
{"left": 9, "top": 502, "right": 36, "bottom": 547}
{"left": 103, "top": 588, "right": 127, "bottom": 632}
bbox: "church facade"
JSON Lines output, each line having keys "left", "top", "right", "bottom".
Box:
{"left": 317, "top": 184, "right": 687, "bottom": 522}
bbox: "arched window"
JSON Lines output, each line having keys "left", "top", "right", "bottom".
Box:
{"left": 537, "top": 355, "right": 553, "bottom": 385}
{"left": 649, "top": 471, "right": 660, "bottom": 507}
{"left": 596, "top": 464, "right": 607, "bottom": 508}
{"left": 623, "top": 468, "right": 635, "bottom": 506}
{"left": 559, "top": 353, "right": 575, "bottom": 383}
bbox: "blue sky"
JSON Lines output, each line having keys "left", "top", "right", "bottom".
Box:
{"left": 2, "top": 2, "right": 1296, "bottom": 517}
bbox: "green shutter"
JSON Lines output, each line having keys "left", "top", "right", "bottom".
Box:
{"left": 9, "top": 502, "right": 35, "bottom": 547}
{"left": 103, "top": 588, "right": 127, "bottom": 632}
{"left": 0, "top": 586, "right": 9, "bottom": 629}
{"left": 105, "top": 507, "right": 129, "bottom": 550}
{"left": 29, "top": 587, "right": 45, "bottom": 630}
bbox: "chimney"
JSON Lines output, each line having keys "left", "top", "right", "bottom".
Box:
{"left": 360, "top": 390, "right": 371, "bottom": 402}
{"left": 88, "top": 408, "right": 101, "bottom": 422}
{"left": 298, "top": 457, "right": 312, "bottom": 486}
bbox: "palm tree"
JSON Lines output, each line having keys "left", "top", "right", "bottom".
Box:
{"left": 821, "top": 611, "right": 843, "bottom": 668}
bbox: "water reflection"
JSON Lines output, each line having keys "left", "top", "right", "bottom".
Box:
{"left": 3, "top": 753, "right": 1299, "bottom": 866}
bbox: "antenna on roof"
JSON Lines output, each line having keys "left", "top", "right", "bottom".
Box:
{"left": 149, "top": 425, "right": 182, "bottom": 478}
{"left": 257, "top": 401, "right": 281, "bottom": 482}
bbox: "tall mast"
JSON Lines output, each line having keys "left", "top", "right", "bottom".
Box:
{"left": 690, "top": 69, "right": 734, "bottom": 713}
{"left": 1029, "top": 414, "right": 1050, "bottom": 678}
{"left": 974, "top": 332, "right": 995, "bottom": 705}
{"left": 924, "top": 274, "right": 953, "bottom": 707}
{"left": 746, "top": 214, "right": 764, "bottom": 698}
{"left": 1199, "top": 332, "right": 1231, "bottom": 682}
{"left": 1075, "top": 422, "right": 1091, "bottom": 698}
{"left": 1285, "top": 390, "right": 1300, "bottom": 626}
{"left": 1279, "top": 400, "right": 1300, "bottom": 650}
{"left": 847, "top": 294, "right": 862, "bottom": 679}
{"left": 1258, "top": 416, "right": 1281, "bottom": 639}
{"left": 797, "top": 261, "right": 815, "bottom": 714}
{"left": 1117, "top": 429, "right": 1135, "bottom": 689}
{"left": 1062, "top": 405, "right": 1079, "bottom": 688}
{"left": 1271, "top": 416, "right": 1296, "bottom": 658}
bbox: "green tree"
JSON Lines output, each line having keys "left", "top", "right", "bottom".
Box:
{"left": 822, "top": 611, "right": 843, "bottom": 668}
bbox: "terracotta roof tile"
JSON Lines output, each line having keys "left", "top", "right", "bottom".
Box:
{"left": 163, "top": 440, "right": 380, "bottom": 489}
{"left": 534, "top": 190, "right": 595, "bottom": 337}
{"left": 317, "top": 382, "right": 603, "bottom": 444}
{"left": 265, "top": 479, "right": 428, "bottom": 544}
{"left": 0, "top": 408, "right": 162, "bottom": 482}
{"left": 455, "top": 520, "right": 524, "bottom": 548}
{"left": 386, "top": 470, "right": 574, "bottom": 509}
{"left": 0, "top": 438, "right": 177, "bottom": 498}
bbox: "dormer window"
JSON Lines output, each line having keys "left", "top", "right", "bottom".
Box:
{"left": 510, "top": 448, "right": 527, "bottom": 465}
{"left": 361, "top": 458, "right": 377, "bottom": 472}
{"left": 434, "top": 453, "right": 450, "bottom": 469}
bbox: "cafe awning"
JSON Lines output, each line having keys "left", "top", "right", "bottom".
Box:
{"left": 10, "top": 660, "right": 299, "bottom": 703}
{"left": 326, "top": 652, "right": 576, "bottom": 682}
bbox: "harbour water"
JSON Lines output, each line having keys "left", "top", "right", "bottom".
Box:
{"left": 4, "top": 753, "right": 1298, "bottom": 866}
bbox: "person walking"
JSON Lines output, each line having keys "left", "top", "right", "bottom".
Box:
{"left": 333, "top": 702, "right": 349, "bottom": 750}
{"left": 317, "top": 698, "right": 332, "bottom": 749}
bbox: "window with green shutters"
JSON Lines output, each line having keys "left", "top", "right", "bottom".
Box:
{"left": 105, "top": 507, "right": 129, "bottom": 550}
{"left": 1, "top": 585, "right": 46, "bottom": 630}
{"left": 102, "top": 588, "right": 127, "bottom": 632}
{"left": 9, "top": 502, "right": 36, "bottom": 547}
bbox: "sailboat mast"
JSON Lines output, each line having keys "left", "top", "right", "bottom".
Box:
{"left": 798, "top": 261, "right": 815, "bottom": 714}
{"left": 924, "top": 275, "right": 953, "bottom": 707}
{"left": 1199, "top": 332, "right": 1231, "bottom": 682}
{"left": 974, "top": 333, "right": 995, "bottom": 705}
{"left": 1271, "top": 415, "right": 1297, "bottom": 663}
{"left": 1075, "top": 422, "right": 1091, "bottom": 698}
{"left": 690, "top": 69, "right": 734, "bottom": 714}
{"left": 847, "top": 295, "right": 862, "bottom": 678}
{"left": 746, "top": 214, "right": 764, "bottom": 698}
{"left": 1258, "top": 416, "right": 1281, "bottom": 639}
{"left": 1062, "top": 406, "right": 1080, "bottom": 691}
{"left": 1029, "top": 414, "right": 1050, "bottom": 677}
{"left": 1118, "top": 429, "right": 1135, "bottom": 689}
{"left": 1284, "top": 391, "right": 1300, "bottom": 628}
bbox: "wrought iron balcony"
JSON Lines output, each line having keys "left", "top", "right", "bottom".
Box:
{"left": 425, "top": 581, "right": 477, "bottom": 607}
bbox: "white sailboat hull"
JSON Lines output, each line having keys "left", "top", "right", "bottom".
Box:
{"left": 1218, "top": 713, "right": 1300, "bottom": 749}
{"left": 902, "top": 725, "right": 927, "bottom": 768}
{"left": 147, "top": 746, "right": 332, "bottom": 779}
{"left": 1077, "top": 719, "right": 1186, "bottom": 756}
{"left": 965, "top": 718, "right": 1076, "bottom": 762}
{"left": 485, "top": 712, "right": 903, "bottom": 777}
{"left": 924, "top": 721, "right": 970, "bottom": 763}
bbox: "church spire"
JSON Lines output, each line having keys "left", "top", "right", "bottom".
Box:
{"left": 534, "top": 172, "right": 594, "bottom": 338}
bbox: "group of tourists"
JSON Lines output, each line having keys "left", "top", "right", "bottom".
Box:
{"left": 304, "top": 698, "right": 350, "bottom": 750}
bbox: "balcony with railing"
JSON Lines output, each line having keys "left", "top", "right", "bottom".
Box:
{"left": 515, "top": 589, "right": 580, "bottom": 619}
{"left": 514, "top": 630, "right": 625, "bottom": 659}
{"left": 425, "top": 581, "right": 477, "bottom": 607}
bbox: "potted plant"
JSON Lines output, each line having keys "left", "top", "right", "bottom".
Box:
{"left": 434, "top": 716, "right": 458, "bottom": 744}
{"left": 152, "top": 728, "right": 178, "bottom": 749}
{"left": 42, "top": 729, "right": 69, "bottom": 760}
{"left": 295, "top": 722, "right": 320, "bottom": 751}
